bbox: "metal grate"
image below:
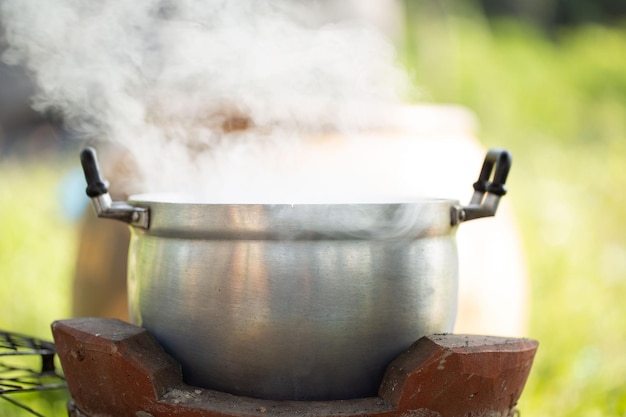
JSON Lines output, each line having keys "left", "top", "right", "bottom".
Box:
{"left": 0, "top": 330, "right": 67, "bottom": 416}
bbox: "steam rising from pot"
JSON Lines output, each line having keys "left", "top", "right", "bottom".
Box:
{"left": 1, "top": 0, "right": 414, "bottom": 202}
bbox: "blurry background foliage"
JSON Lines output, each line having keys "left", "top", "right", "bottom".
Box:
{"left": 1, "top": 0, "right": 626, "bottom": 416}
{"left": 400, "top": 1, "right": 626, "bottom": 416}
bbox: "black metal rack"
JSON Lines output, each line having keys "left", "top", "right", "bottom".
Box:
{"left": 0, "top": 330, "right": 67, "bottom": 416}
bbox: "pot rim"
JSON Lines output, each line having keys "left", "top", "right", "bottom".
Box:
{"left": 129, "top": 192, "right": 458, "bottom": 206}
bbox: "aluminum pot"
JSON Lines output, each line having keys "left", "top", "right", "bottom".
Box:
{"left": 80, "top": 147, "right": 511, "bottom": 401}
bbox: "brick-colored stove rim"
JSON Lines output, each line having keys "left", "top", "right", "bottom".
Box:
{"left": 52, "top": 318, "right": 537, "bottom": 417}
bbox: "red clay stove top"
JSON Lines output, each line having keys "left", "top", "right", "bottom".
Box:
{"left": 52, "top": 318, "right": 537, "bottom": 417}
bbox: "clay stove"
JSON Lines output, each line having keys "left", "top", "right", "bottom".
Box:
{"left": 52, "top": 318, "right": 537, "bottom": 417}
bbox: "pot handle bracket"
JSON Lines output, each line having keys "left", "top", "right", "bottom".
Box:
{"left": 451, "top": 149, "right": 512, "bottom": 225}
{"left": 80, "top": 147, "right": 149, "bottom": 229}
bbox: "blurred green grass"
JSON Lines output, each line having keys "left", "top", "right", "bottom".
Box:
{"left": 0, "top": 158, "right": 75, "bottom": 416}
{"left": 402, "top": 6, "right": 626, "bottom": 417}
{"left": 0, "top": 159, "right": 76, "bottom": 335}
{"left": 1, "top": 9, "right": 626, "bottom": 417}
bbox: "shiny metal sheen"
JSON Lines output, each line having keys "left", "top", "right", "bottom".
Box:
{"left": 126, "top": 198, "right": 460, "bottom": 401}
{"left": 91, "top": 193, "right": 149, "bottom": 229}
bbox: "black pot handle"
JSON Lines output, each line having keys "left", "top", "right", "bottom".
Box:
{"left": 451, "top": 149, "right": 512, "bottom": 225}
{"left": 80, "top": 147, "right": 149, "bottom": 228}
{"left": 81, "top": 147, "right": 110, "bottom": 197}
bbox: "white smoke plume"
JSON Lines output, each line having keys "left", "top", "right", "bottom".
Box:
{"left": 1, "top": 0, "right": 411, "bottom": 201}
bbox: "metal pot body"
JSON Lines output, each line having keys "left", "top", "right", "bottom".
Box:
{"left": 126, "top": 200, "right": 459, "bottom": 401}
